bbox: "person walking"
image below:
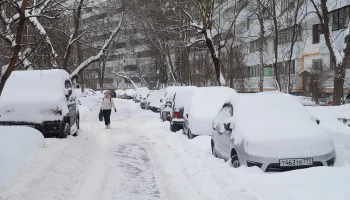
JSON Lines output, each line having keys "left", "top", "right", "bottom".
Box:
{"left": 101, "top": 91, "right": 116, "bottom": 129}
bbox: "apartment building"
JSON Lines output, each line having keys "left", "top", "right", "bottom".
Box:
{"left": 220, "top": 0, "right": 350, "bottom": 93}
{"left": 81, "top": 0, "right": 157, "bottom": 90}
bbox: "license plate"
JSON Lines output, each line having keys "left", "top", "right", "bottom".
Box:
{"left": 280, "top": 158, "right": 313, "bottom": 167}
{"left": 157, "top": 108, "right": 160, "bottom": 111}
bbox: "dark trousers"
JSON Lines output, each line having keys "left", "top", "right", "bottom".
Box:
{"left": 103, "top": 109, "right": 111, "bottom": 125}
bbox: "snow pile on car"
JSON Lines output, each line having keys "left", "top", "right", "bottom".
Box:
{"left": 173, "top": 87, "right": 197, "bottom": 110}
{"left": 149, "top": 90, "right": 165, "bottom": 108}
{"left": 0, "top": 70, "right": 70, "bottom": 123}
{"left": 186, "top": 87, "right": 238, "bottom": 135}
{"left": 0, "top": 126, "right": 44, "bottom": 188}
{"left": 125, "top": 89, "right": 136, "bottom": 97}
{"left": 232, "top": 92, "right": 335, "bottom": 158}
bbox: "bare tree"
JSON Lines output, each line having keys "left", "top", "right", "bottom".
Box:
{"left": 310, "top": 0, "right": 350, "bottom": 105}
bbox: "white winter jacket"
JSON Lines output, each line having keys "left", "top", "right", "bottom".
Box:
{"left": 101, "top": 96, "right": 116, "bottom": 110}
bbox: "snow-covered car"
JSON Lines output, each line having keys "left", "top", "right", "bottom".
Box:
{"left": 170, "top": 87, "right": 197, "bottom": 132}
{"left": 147, "top": 90, "right": 165, "bottom": 112}
{"left": 160, "top": 86, "right": 196, "bottom": 122}
{"left": 125, "top": 89, "right": 136, "bottom": 99}
{"left": 211, "top": 92, "right": 336, "bottom": 172}
{"left": 183, "top": 87, "right": 236, "bottom": 139}
{"left": 0, "top": 69, "right": 80, "bottom": 138}
{"left": 140, "top": 90, "right": 151, "bottom": 109}
{"left": 134, "top": 87, "right": 149, "bottom": 103}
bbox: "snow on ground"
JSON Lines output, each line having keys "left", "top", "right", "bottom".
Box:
{"left": 0, "top": 126, "right": 44, "bottom": 191}
{"left": 1, "top": 96, "right": 350, "bottom": 200}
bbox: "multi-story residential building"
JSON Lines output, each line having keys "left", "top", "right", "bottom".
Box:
{"left": 80, "top": 0, "right": 157, "bottom": 90}
{"left": 220, "top": 0, "right": 350, "bottom": 94}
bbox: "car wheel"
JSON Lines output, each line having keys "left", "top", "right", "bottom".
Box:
{"left": 58, "top": 122, "right": 69, "bottom": 139}
{"left": 231, "top": 154, "right": 240, "bottom": 168}
{"left": 188, "top": 130, "right": 196, "bottom": 139}
{"left": 170, "top": 123, "right": 175, "bottom": 132}
{"left": 76, "top": 115, "right": 80, "bottom": 129}
{"left": 211, "top": 140, "right": 217, "bottom": 158}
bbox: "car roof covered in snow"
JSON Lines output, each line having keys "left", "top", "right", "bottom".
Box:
{"left": 173, "top": 88, "right": 197, "bottom": 110}
{"left": 0, "top": 69, "right": 71, "bottom": 123}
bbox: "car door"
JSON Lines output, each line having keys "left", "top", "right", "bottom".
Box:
{"left": 215, "top": 104, "right": 233, "bottom": 160}
{"left": 65, "top": 80, "right": 77, "bottom": 128}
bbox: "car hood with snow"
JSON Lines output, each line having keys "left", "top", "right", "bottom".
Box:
{"left": 0, "top": 70, "right": 71, "bottom": 123}
{"left": 186, "top": 87, "right": 238, "bottom": 135}
{"left": 231, "top": 92, "right": 335, "bottom": 158}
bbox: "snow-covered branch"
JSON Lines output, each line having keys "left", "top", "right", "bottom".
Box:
{"left": 70, "top": 14, "right": 124, "bottom": 80}
{"left": 112, "top": 71, "right": 138, "bottom": 90}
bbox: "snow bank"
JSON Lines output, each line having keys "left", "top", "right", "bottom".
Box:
{"left": 0, "top": 126, "right": 44, "bottom": 188}
{"left": 233, "top": 92, "right": 334, "bottom": 158}
{"left": 186, "top": 87, "right": 238, "bottom": 135}
{"left": 0, "top": 70, "right": 70, "bottom": 123}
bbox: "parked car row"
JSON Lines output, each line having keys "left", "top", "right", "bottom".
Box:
{"left": 137, "top": 86, "right": 337, "bottom": 172}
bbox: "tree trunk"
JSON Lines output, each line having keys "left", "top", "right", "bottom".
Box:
{"left": 272, "top": 0, "right": 282, "bottom": 91}
{"left": 258, "top": 16, "right": 265, "bottom": 92}
{"left": 62, "top": 0, "right": 84, "bottom": 71}
{"left": 205, "top": 36, "right": 222, "bottom": 86}
{"left": 76, "top": 42, "right": 84, "bottom": 93}
{"left": 0, "top": 1, "right": 28, "bottom": 96}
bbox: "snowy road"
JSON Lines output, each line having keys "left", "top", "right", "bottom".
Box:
{"left": 76, "top": 101, "right": 202, "bottom": 200}
{"left": 1, "top": 98, "right": 350, "bottom": 200}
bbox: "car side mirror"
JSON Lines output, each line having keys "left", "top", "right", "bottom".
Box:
{"left": 224, "top": 122, "right": 232, "bottom": 132}
{"left": 160, "top": 99, "right": 163, "bottom": 103}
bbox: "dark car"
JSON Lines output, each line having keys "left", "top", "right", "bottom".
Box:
{"left": 0, "top": 69, "right": 80, "bottom": 138}
{"left": 109, "top": 90, "right": 117, "bottom": 98}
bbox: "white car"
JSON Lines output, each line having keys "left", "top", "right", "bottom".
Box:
{"left": 134, "top": 87, "right": 149, "bottom": 103}
{"left": 0, "top": 69, "right": 79, "bottom": 138}
{"left": 147, "top": 90, "right": 165, "bottom": 112}
{"left": 211, "top": 92, "right": 336, "bottom": 171}
{"left": 183, "top": 87, "right": 235, "bottom": 139}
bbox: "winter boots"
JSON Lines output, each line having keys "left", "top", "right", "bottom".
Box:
{"left": 105, "top": 124, "right": 111, "bottom": 129}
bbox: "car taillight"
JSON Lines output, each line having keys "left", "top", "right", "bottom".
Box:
{"left": 174, "top": 111, "right": 180, "bottom": 119}
{"left": 328, "top": 101, "right": 333, "bottom": 105}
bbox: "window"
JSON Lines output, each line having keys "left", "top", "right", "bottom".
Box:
{"left": 264, "top": 66, "right": 273, "bottom": 76}
{"left": 65, "top": 80, "right": 72, "bottom": 89}
{"left": 281, "top": 0, "right": 295, "bottom": 12}
{"left": 278, "top": 25, "right": 301, "bottom": 45}
{"left": 249, "top": 38, "right": 266, "bottom": 53}
{"left": 249, "top": 65, "right": 260, "bottom": 77}
{"left": 312, "top": 59, "right": 323, "bottom": 70}
{"left": 331, "top": 6, "right": 350, "bottom": 31}
{"left": 312, "top": 24, "right": 323, "bottom": 44}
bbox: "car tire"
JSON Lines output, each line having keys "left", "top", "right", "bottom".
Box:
{"left": 76, "top": 115, "right": 80, "bottom": 129}
{"left": 231, "top": 154, "right": 240, "bottom": 168}
{"left": 58, "top": 122, "right": 69, "bottom": 139}
{"left": 187, "top": 130, "right": 196, "bottom": 139}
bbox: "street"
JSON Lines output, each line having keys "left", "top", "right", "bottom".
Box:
{"left": 1, "top": 98, "right": 350, "bottom": 200}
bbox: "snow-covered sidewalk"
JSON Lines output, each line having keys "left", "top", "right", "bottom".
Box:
{"left": 1, "top": 98, "right": 350, "bottom": 200}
